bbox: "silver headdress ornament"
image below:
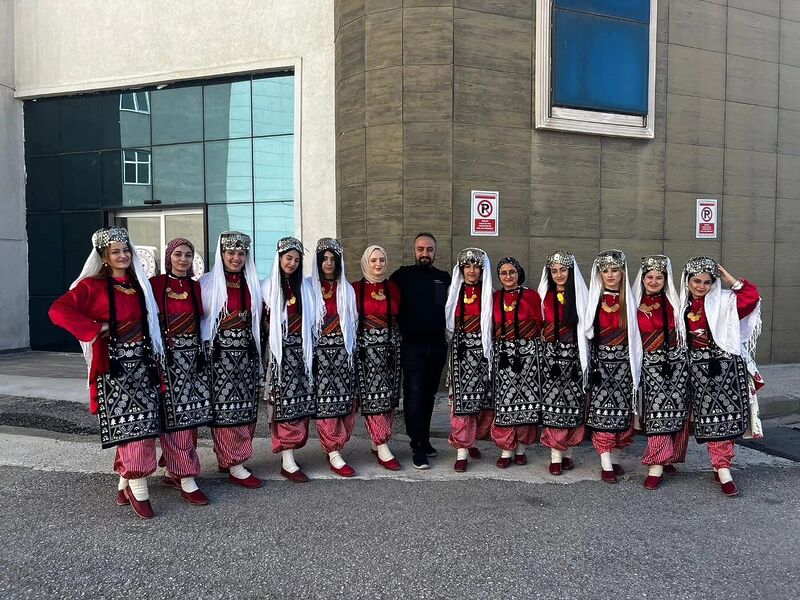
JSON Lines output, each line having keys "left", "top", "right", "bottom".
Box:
{"left": 277, "top": 236, "right": 304, "bottom": 255}
{"left": 92, "top": 226, "right": 130, "bottom": 253}
{"left": 684, "top": 256, "right": 719, "bottom": 278}
{"left": 640, "top": 254, "right": 669, "bottom": 274}
{"left": 546, "top": 249, "right": 575, "bottom": 268}
{"left": 219, "top": 231, "right": 251, "bottom": 252}
{"left": 595, "top": 249, "right": 626, "bottom": 270}
{"left": 457, "top": 247, "right": 487, "bottom": 268}
{"left": 316, "top": 237, "right": 344, "bottom": 256}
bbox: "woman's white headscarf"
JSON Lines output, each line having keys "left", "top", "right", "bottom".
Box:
{"left": 199, "top": 231, "right": 263, "bottom": 367}
{"left": 585, "top": 249, "right": 642, "bottom": 389}
{"left": 260, "top": 237, "right": 316, "bottom": 379}
{"left": 631, "top": 254, "right": 686, "bottom": 348}
{"left": 445, "top": 248, "right": 494, "bottom": 365}
{"left": 536, "top": 249, "right": 590, "bottom": 376}
{"left": 360, "top": 245, "right": 388, "bottom": 283}
{"left": 309, "top": 238, "right": 358, "bottom": 360}
{"left": 72, "top": 226, "right": 164, "bottom": 383}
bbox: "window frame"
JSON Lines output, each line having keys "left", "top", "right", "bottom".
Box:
{"left": 119, "top": 91, "right": 151, "bottom": 114}
{"left": 534, "top": 0, "right": 658, "bottom": 139}
{"left": 122, "top": 149, "right": 152, "bottom": 185}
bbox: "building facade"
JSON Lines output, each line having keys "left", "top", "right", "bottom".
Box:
{"left": 3, "top": 0, "right": 800, "bottom": 364}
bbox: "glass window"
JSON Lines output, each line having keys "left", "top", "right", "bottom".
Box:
{"left": 254, "top": 135, "right": 293, "bottom": 202}
{"left": 122, "top": 150, "right": 152, "bottom": 185}
{"left": 151, "top": 87, "right": 203, "bottom": 145}
{"left": 27, "top": 214, "right": 64, "bottom": 296}
{"left": 60, "top": 95, "right": 120, "bottom": 152}
{"left": 25, "top": 156, "right": 60, "bottom": 212}
{"left": 62, "top": 211, "right": 104, "bottom": 288}
{"left": 208, "top": 204, "right": 254, "bottom": 270}
{"left": 254, "top": 202, "right": 294, "bottom": 275}
{"left": 119, "top": 91, "right": 150, "bottom": 113}
{"left": 552, "top": 0, "right": 650, "bottom": 115}
{"left": 205, "top": 139, "right": 253, "bottom": 203}
{"left": 60, "top": 153, "right": 103, "bottom": 210}
{"left": 24, "top": 99, "right": 61, "bottom": 156}
{"left": 534, "top": 0, "right": 656, "bottom": 138}
{"left": 253, "top": 74, "right": 294, "bottom": 136}
{"left": 151, "top": 143, "right": 204, "bottom": 204}
{"left": 204, "top": 81, "right": 252, "bottom": 140}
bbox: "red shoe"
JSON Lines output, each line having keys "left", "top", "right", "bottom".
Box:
{"left": 124, "top": 487, "right": 154, "bottom": 519}
{"left": 600, "top": 469, "right": 617, "bottom": 484}
{"left": 377, "top": 457, "right": 401, "bottom": 471}
{"left": 643, "top": 475, "right": 662, "bottom": 490}
{"left": 468, "top": 447, "right": 482, "bottom": 459}
{"left": 721, "top": 480, "right": 739, "bottom": 497}
{"left": 454, "top": 459, "right": 468, "bottom": 472}
{"left": 116, "top": 489, "right": 130, "bottom": 506}
{"left": 161, "top": 475, "right": 181, "bottom": 490}
{"left": 514, "top": 453, "right": 528, "bottom": 466}
{"left": 562, "top": 457, "right": 575, "bottom": 470}
{"left": 549, "top": 462, "right": 563, "bottom": 476}
{"left": 663, "top": 464, "right": 678, "bottom": 475}
{"left": 330, "top": 464, "right": 356, "bottom": 478}
{"left": 496, "top": 456, "right": 512, "bottom": 469}
{"left": 181, "top": 488, "right": 210, "bottom": 506}
{"left": 280, "top": 468, "right": 309, "bottom": 483}
{"left": 612, "top": 463, "right": 625, "bottom": 476}
{"left": 228, "top": 473, "right": 263, "bottom": 489}
{"left": 713, "top": 471, "right": 721, "bottom": 484}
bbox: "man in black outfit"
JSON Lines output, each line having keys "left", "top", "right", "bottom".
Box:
{"left": 390, "top": 233, "right": 451, "bottom": 469}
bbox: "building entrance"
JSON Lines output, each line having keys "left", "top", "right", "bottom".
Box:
{"left": 113, "top": 208, "right": 206, "bottom": 277}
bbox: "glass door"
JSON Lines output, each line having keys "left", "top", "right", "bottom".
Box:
{"left": 113, "top": 208, "right": 206, "bottom": 277}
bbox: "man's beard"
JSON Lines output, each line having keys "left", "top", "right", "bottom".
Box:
{"left": 416, "top": 256, "right": 432, "bottom": 266}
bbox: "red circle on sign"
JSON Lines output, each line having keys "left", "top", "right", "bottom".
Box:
{"left": 477, "top": 201, "right": 493, "bottom": 217}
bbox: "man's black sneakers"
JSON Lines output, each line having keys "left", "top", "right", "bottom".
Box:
{"left": 423, "top": 442, "right": 438, "bottom": 457}
{"left": 412, "top": 451, "right": 430, "bottom": 470}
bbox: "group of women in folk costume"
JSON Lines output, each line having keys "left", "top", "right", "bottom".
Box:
{"left": 51, "top": 227, "right": 402, "bottom": 519}
{"left": 444, "top": 247, "right": 764, "bottom": 497}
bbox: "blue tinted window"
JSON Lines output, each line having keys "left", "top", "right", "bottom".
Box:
{"left": 254, "top": 135, "right": 293, "bottom": 202}
{"left": 205, "top": 139, "right": 253, "bottom": 203}
{"left": 253, "top": 74, "right": 294, "bottom": 137}
{"left": 552, "top": 0, "right": 650, "bottom": 115}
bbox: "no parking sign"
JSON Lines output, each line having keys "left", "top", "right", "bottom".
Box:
{"left": 471, "top": 191, "right": 499, "bottom": 236}
{"left": 696, "top": 198, "right": 718, "bottom": 239}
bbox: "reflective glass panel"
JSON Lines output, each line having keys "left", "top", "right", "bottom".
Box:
{"left": 26, "top": 156, "right": 60, "bottom": 212}
{"left": 205, "top": 139, "right": 253, "bottom": 203}
{"left": 60, "top": 153, "right": 103, "bottom": 209}
{"left": 207, "top": 204, "right": 254, "bottom": 270}
{"left": 152, "top": 143, "right": 204, "bottom": 204}
{"left": 254, "top": 135, "right": 293, "bottom": 202}
{"left": 204, "top": 81, "right": 252, "bottom": 140}
{"left": 27, "top": 214, "right": 64, "bottom": 296}
{"left": 253, "top": 74, "right": 294, "bottom": 136}
{"left": 254, "top": 202, "right": 295, "bottom": 275}
{"left": 151, "top": 87, "right": 203, "bottom": 145}
{"left": 60, "top": 95, "right": 120, "bottom": 152}
{"left": 24, "top": 99, "right": 61, "bottom": 156}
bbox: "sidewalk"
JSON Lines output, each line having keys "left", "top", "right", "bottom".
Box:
{"left": 1, "top": 350, "right": 799, "bottom": 460}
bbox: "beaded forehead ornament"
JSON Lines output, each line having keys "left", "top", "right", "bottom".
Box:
{"left": 640, "top": 254, "right": 668, "bottom": 274}
{"left": 684, "top": 256, "right": 719, "bottom": 277}
{"left": 277, "top": 236, "right": 304, "bottom": 255}
{"left": 316, "top": 237, "right": 344, "bottom": 256}
{"left": 220, "top": 231, "right": 251, "bottom": 252}
{"left": 595, "top": 249, "right": 626, "bottom": 270}
{"left": 545, "top": 249, "right": 575, "bottom": 268}
{"left": 92, "top": 226, "right": 130, "bottom": 253}
{"left": 457, "top": 247, "right": 487, "bottom": 268}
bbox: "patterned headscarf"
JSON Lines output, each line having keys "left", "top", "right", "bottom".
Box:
{"left": 164, "top": 237, "right": 195, "bottom": 277}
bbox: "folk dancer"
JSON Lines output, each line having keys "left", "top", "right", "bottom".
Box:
{"left": 537, "top": 250, "right": 590, "bottom": 476}
{"left": 353, "top": 245, "right": 402, "bottom": 470}
{"left": 491, "top": 257, "right": 543, "bottom": 468}
{"left": 445, "top": 248, "right": 494, "bottom": 472}
{"left": 200, "top": 231, "right": 263, "bottom": 489}
{"left": 49, "top": 226, "right": 164, "bottom": 518}
{"left": 585, "top": 250, "right": 642, "bottom": 483}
